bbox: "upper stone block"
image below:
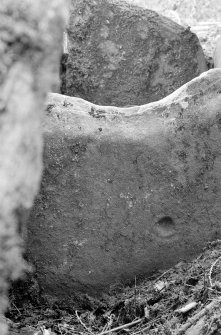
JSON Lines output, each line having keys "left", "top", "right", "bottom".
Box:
{"left": 62, "top": 0, "right": 207, "bottom": 106}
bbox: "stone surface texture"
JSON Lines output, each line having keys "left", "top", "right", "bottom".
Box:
{"left": 0, "top": 0, "right": 65, "bottom": 333}
{"left": 126, "top": 1, "right": 221, "bottom": 70}
{"left": 191, "top": 22, "right": 221, "bottom": 69}
{"left": 214, "top": 36, "right": 221, "bottom": 68}
{"left": 127, "top": 0, "right": 221, "bottom": 25}
{"left": 63, "top": 0, "right": 207, "bottom": 107}
{"left": 27, "top": 69, "right": 221, "bottom": 301}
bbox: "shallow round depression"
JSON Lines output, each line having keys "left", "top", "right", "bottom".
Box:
{"left": 154, "top": 216, "right": 176, "bottom": 238}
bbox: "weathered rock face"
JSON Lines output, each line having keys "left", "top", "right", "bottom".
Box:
{"left": 214, "top": 36, "right": 221, "bottom": 68}
{"left": 62, "top": 0, "right": 207, "bottom": 107}
{"left": 27, "top": 69, "right": 221, "bottom": 300}
{"left": 0, "top": 0, "right": 65, "bottom": 333}
{"left": 191, "top": 22, "right": 221, "bottom": 69}
{"left": 127, "top": 0, "right": 221, "bottom": 25}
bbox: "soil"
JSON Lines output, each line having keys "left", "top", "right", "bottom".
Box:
{"left": 6, "top": 240, "right": 221, "bottom": 335}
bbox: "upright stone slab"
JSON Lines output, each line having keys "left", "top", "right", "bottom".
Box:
{"left": 27, "top": 69, "right": 221, "bottom": 301}
{"left": 0, "top": 1, "right": 65, "bottom": 333}
{"left": 62, "top": 0, "right": 207, "bottom": 106}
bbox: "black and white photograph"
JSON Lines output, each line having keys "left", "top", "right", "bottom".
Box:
{"left": 1, "top": 0, "right": 221, "bottom": 334}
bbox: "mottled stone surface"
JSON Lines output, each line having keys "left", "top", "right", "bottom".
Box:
{"left": 27, "top": 69, "right": 221, "bottom": 301}
{"left": 191, "top": 22, "right": 221, "bottom": 69}
{"left": 62, "top": 0, "right": 207, "bottom": 107}
{"left": 0, "top": 0, "right": 65, "bottom": 333}
{"left": 127, "top": 0, "right": 221, "bottom": 25}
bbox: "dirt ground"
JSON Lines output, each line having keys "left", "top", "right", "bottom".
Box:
{"left": 5, "top": 240, "right": 221, "bottom": 335}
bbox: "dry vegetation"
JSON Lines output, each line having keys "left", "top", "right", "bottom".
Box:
{"left": 6, "top": 241, "right": 221, "bottom": 335}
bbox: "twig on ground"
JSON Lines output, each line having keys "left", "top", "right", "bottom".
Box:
{"left": 175, "top": 299, "right": 221, "bottom": 335}
{"left": 59, "top": 323, "right": 85, "bottom": 335}
{"left": 205, "top": 316, "right": 215, "bottom": 335}
{"left": 132, "top": 316, "right": 163, "bottom": 335}
{"left": 11, "top": 301, "right": 22, "bottom": 316}
{"left": 57, "top": 324, "right": 62, "bottom": 335}
{"left": 75, "top": 310, "right": 95, "bottom": 335}
{"left": 98, "top": 318, "right": 143, "bottom": 335}
{"left": 101, "top": 314, "right": 114, "bottom": 333}
{"left": 208, "top": 255, "right": 221, "bottom": 287}
{"left": 155, "top": 269, "right": 171, "bottom": 282}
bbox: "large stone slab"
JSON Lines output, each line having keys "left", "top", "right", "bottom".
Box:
{"left": 0, "top": 0, "right": 65, "bottom": 333}
{"left": 62, "top": 0, "right": 207, "bottom": 106}
{"left": 27, "top": 69, "right": 221, "bottom": 300}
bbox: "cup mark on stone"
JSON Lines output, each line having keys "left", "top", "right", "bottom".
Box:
{"left": 154, "top": 216, "right": 176, "bottom": 238}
